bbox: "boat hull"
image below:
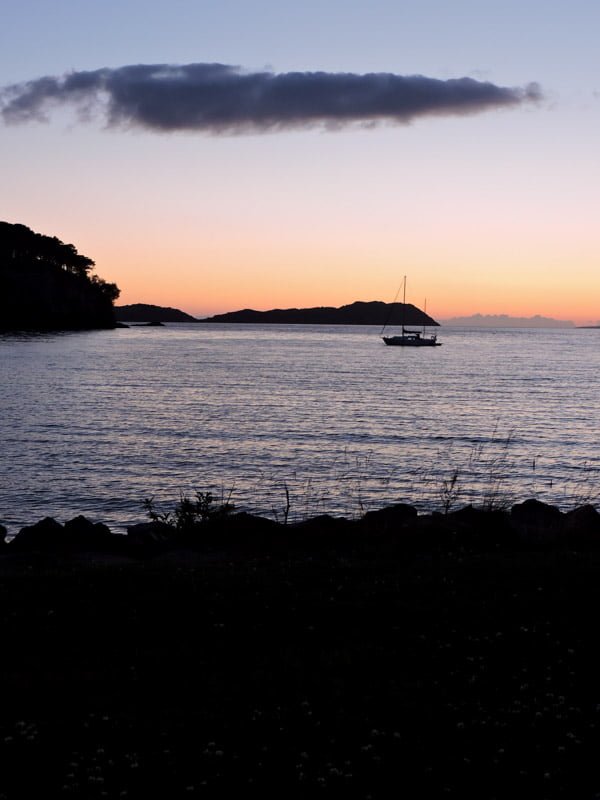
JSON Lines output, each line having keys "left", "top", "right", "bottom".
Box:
{"left": 382, "top": 336, "right": 441, "bottom": 347}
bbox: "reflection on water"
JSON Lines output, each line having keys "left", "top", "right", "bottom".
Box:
{"left": 1, "top": 324, "right": 600, "bottom": 533}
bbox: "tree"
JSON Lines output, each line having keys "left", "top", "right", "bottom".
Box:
{"left": 0, "top": 221, "right": 121, "bottom": 330}
{"left": 91, "top": 275, "right": 120, "bottom": 302}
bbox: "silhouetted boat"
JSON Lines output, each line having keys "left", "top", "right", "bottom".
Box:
{"left": 381, "top": 277, "right": 441, "bottom": 347}
{"left": 383, "top": 329, "right": 440, "bottom": 346}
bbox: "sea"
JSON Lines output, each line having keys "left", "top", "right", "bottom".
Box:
{"left": 1, "top": 323, "right": 600, "bottom": 535}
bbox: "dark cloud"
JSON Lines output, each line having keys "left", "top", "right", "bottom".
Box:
{"left": 0, "top": 63, "right": 541, "bottom": 133}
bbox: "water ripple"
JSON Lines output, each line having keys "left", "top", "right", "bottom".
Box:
{"left": 1, "top": 324, "right": 600, "bottom": 532}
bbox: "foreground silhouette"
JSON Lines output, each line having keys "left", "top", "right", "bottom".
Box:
{"left": 0, "top": 221, "right": 120, "bottom": 330}
{"left": 1, "top": 499, "right": 600, "bottom": 797}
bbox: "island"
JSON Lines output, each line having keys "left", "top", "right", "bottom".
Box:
{"left": 0, "top": 221, "right": 120, "bottom": 331}
{"left": 202, "top": 300, "right": 439, "bottom": 326}
{"left": 115, "top": 303, "right": 200, "bottom": 323}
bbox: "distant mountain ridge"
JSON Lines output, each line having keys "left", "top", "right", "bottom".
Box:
{"left": 441, "top": 313, "right": 574, "bottom": 328}
{"left": 202, "top": 300, "right": 439, "bottom": 326}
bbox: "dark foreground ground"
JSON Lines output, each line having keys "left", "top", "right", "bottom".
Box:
{"left": 2, "top": 510, "right": 600, "bottom": 798}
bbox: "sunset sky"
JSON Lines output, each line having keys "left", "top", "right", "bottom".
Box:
{"left": 2, "top": 1, "right": 599, "bottom": 322}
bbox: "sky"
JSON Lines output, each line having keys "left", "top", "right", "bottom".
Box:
{"left": 1, "top": 1, "right": 599, "bottom": 322}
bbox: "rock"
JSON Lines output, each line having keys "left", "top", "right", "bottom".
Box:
{"left": 511, "top": 498, "right": 564, "bottom": 545}
{"left": 291, "top": 514, "right": 353, "bottom": 534}
{"left": 201, "top": 512, "right": 283, "bottom": 550}
{"left": 446, "top": 504, "right": 508, "bottom": 532}
{"left": 11, "top": 517, "right": 67, "bottom": 551}
{"left": 361, "top": 503, "right": 418, "bottom": 534}
{"left": 10, "top": 515, "right": 115, "bottom": 552}
{"left": 127, "top": 513, "right": 282, "bottom": 552}
{"left": 287, "top": 514, "right": 355, "bottom": 547}
{"left": 0, "top": 524, "right": 6, "bottom": 547}
{"left": 217, "top": 511, "right": 280, "bottom": 534}
{"left": 63, "top": 515, "right": 113, "bottom": 548}
{"left": 448, "top": 505, "right": 513, "bottom": 551}
{"left": 449, "top": 504, "right": 481, "bottom": 522}
{"left": 511, "top": 498, "right": 562, "bottom": 524}
{"left": 126, "top": 521, "right": 174, "bottom": 547}
{"left": 564, "top": 505, "right": 600, "bottom": 549}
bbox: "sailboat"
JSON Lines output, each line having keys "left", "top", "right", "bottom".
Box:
{"left": 381, "top": 276, "right": 441, "bottom": 347}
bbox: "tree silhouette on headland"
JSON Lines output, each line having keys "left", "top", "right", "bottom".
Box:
{"left": 0, "top": 222, "right": 120, "bottom": 330}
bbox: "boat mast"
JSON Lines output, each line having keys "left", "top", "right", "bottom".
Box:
{"left": 380, "top": 279, "right": 403, "bottom": 337}
{"left": 401, "top": 275, "right": 406, "bottom": 336}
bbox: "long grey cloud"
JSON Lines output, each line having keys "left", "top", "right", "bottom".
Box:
{"left": 0, "top": 63, "right": 541, "bottom": 133}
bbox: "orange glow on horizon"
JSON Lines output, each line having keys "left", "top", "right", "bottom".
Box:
{"left": 111, "top": 270, "right": 598, "bottom": 326}
{"left": 32, "top": 145, "right": 598, "bottom": 329}
{"left": 93, "top": 229, "right": 600, "bottom": 326}
{"left": 96, "top": 235, "right": 599, "bottom": 325}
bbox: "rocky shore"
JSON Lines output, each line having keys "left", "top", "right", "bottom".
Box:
{"left": 3, "top": 497, "right": 600, "bottom": 556}
{"left": 2, "top": 499, "right": 600, "bottom": 797}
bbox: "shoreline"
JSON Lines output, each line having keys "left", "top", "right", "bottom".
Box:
{"left": 2, "top": 496, "right": 600, "bottom": 557}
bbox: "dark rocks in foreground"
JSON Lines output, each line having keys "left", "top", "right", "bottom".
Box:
{"left": 361, "top": 502, "right": 418, "bottom": 530}
{"left": 10, "top": 514, "right": 115, "bottom": 552}
{"left": 3, "top": 498, "right": 600, "bottom": 798}
{"left": 5, "top": 499, "right": 600, "bottom": 557}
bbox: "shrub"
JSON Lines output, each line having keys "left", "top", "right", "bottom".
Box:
{"left": 143, "top": 491, "right": 235, "bottom": 532}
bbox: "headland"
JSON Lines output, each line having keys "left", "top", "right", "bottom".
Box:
{"left": 0, "top": 221, "right": 120, "bottom": 331}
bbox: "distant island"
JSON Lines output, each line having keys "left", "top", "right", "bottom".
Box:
{"left": 115, "top": 303, "right": 199, "bottom": 323}
{"left": 202, "top": 300, "right": 439, "bottom": 326}
{"left": 0, "top": 221, "right": 120, "bottom": 331}
{"left": 113, "top": 300, "right": 439, "bottom": 326}
{"left": 441, "top": 313, "right": 574, "bottom": 328}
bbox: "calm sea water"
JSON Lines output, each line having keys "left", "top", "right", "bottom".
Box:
{"left": 1, "top": 324, "right": 600, "bottom": 534}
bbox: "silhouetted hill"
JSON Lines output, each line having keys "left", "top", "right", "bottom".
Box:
{"left": 203, "top": 300, "right": 439, "bottom": 326}
{"left": 115, "top": 303, "right": 199, "bottom": 323}
{"left": 0, "top": 221, "right": 120, "bottom": 331}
